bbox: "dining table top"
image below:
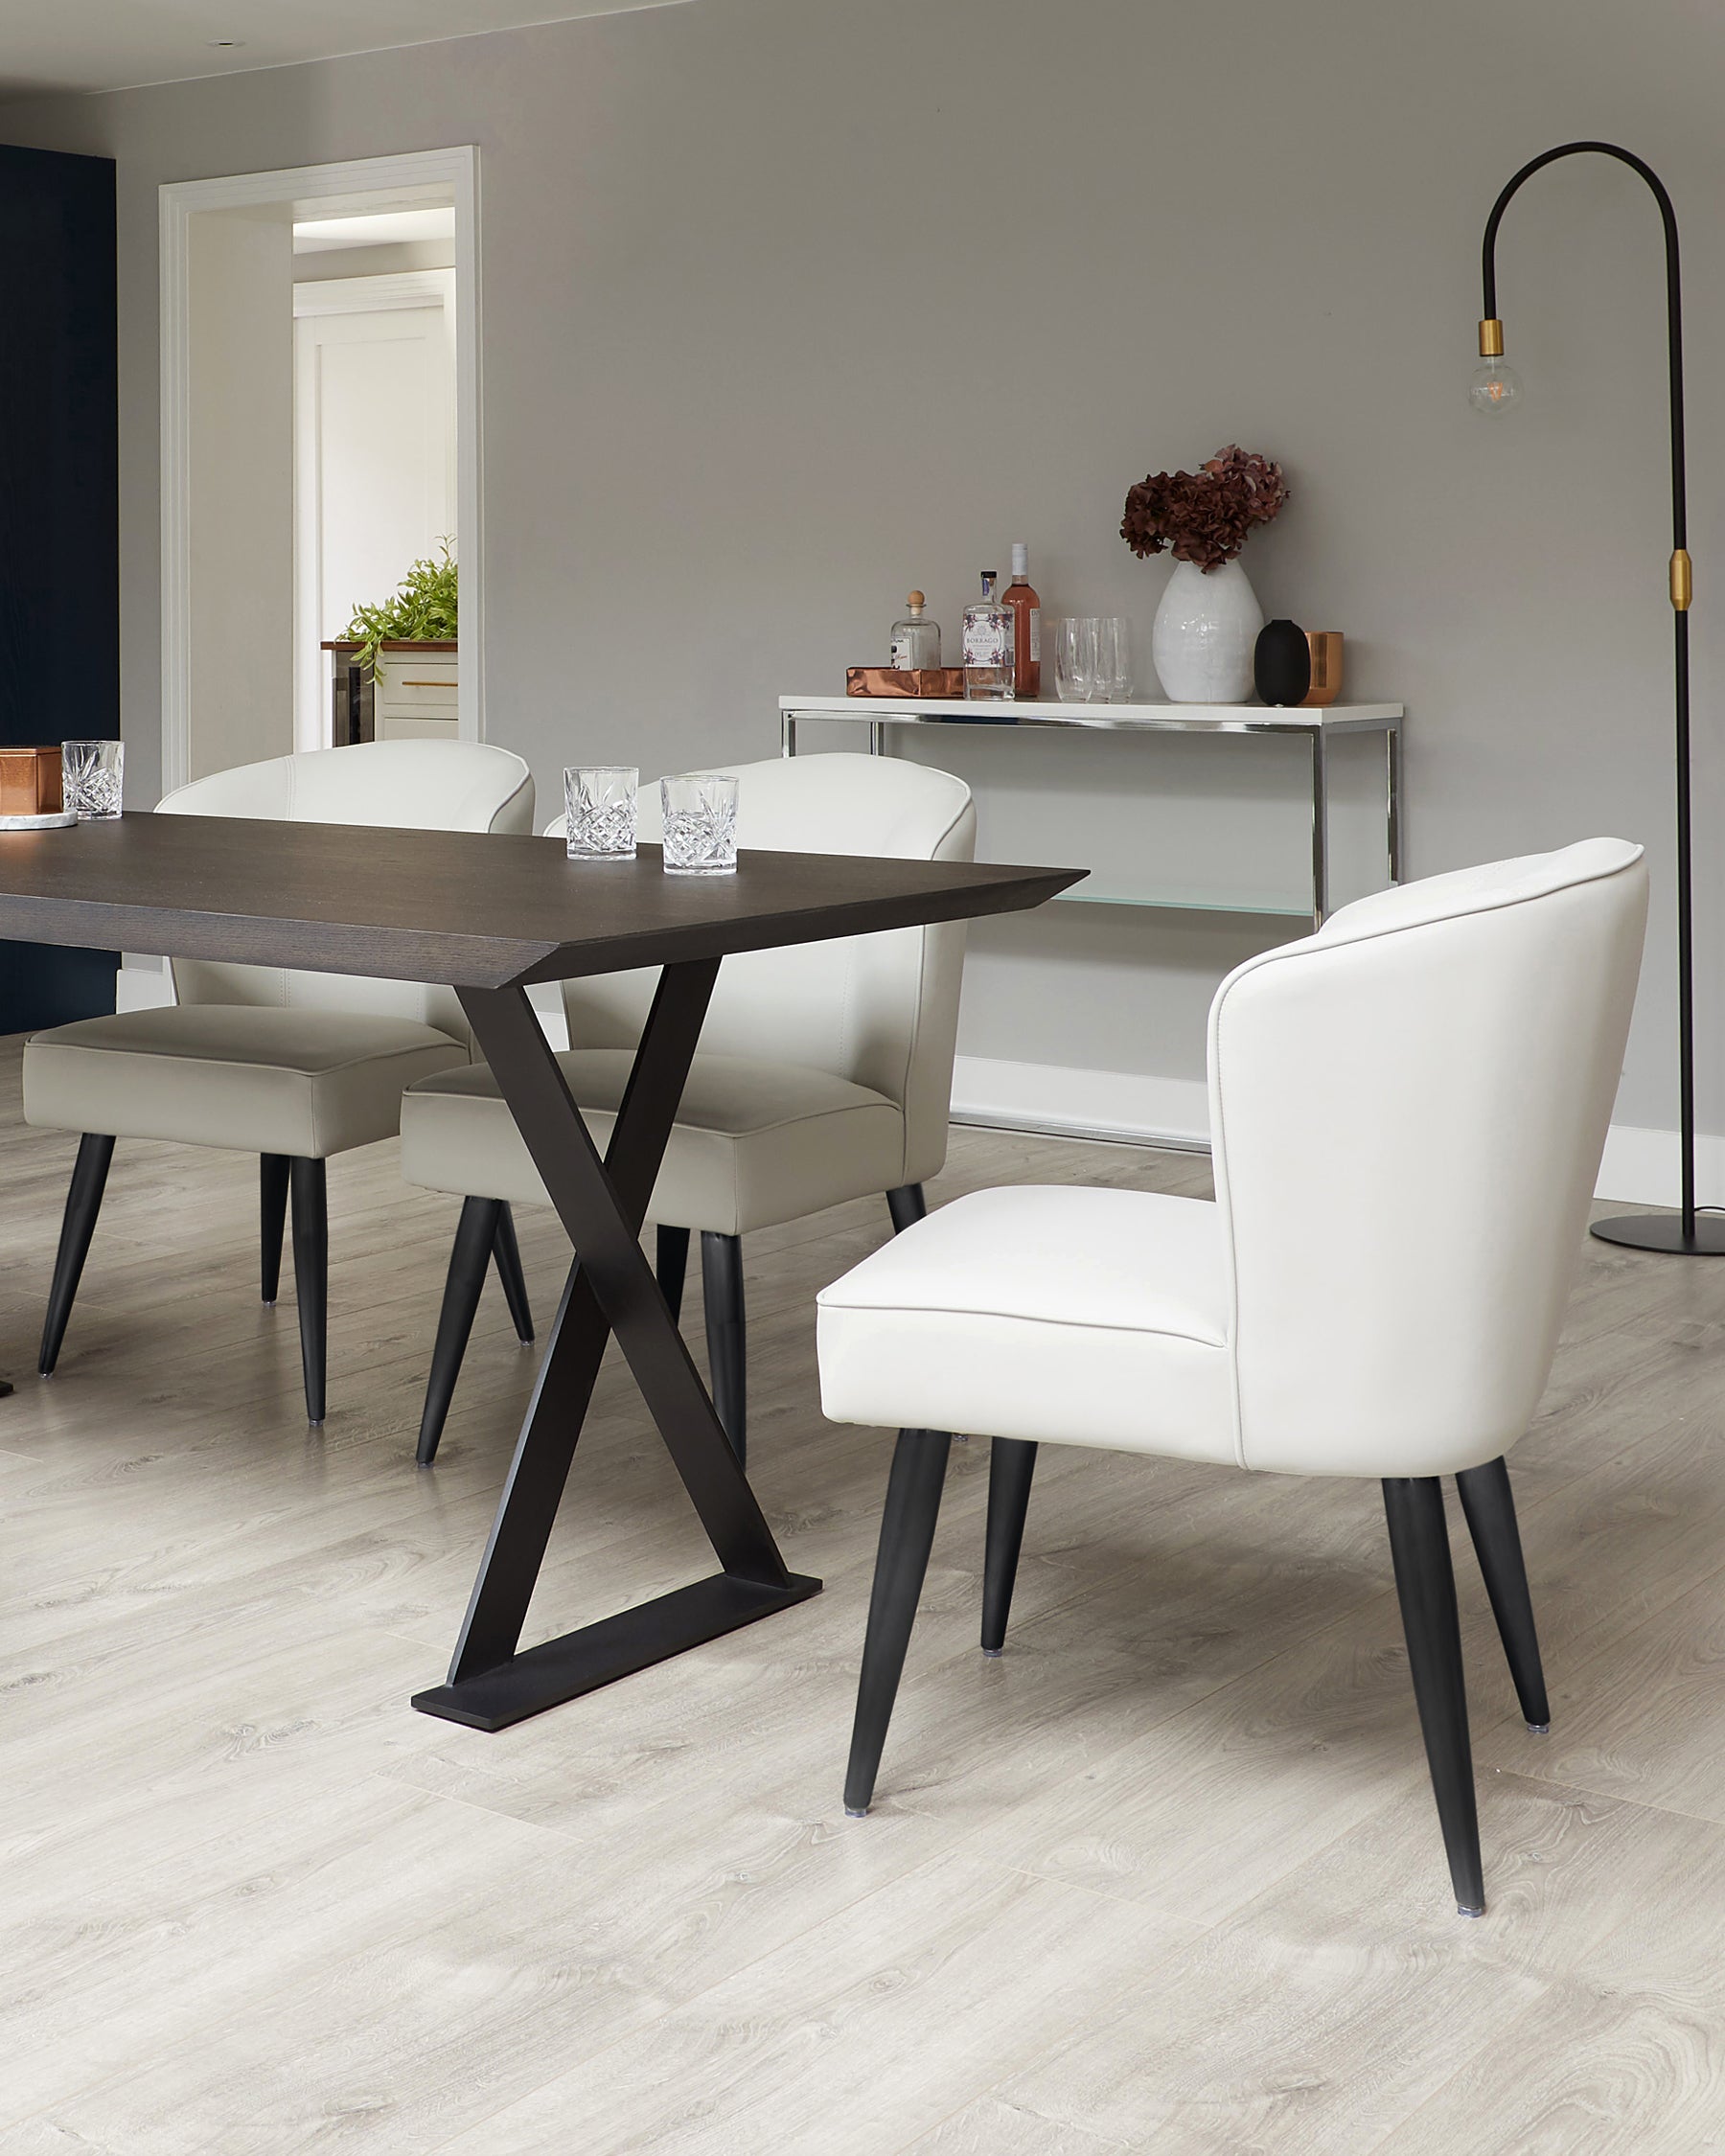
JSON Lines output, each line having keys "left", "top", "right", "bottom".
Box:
{"left": 0, "top": 812, "right": 1084, "bottom": 989}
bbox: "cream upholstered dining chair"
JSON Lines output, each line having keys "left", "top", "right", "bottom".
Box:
{"left": 816, "top": 838, "right": 1647, "bottom": 1916}
{"left": 23, "top": 740, "right": 536, "bottom": 1425}
{"left": 400, "top": 752, "right": 976, "bottom": 1466}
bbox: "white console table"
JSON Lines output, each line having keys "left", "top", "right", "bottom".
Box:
{"left": 779, "top": 696, "right": 1403, "bottom": 927}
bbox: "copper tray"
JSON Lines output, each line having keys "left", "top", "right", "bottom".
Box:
{"left": 845, "top": 667, "right": 967, "bottom": 700}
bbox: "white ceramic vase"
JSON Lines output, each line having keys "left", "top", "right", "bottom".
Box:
{"left": 1151, "top": 558, "right": 1264, "bottom": 704}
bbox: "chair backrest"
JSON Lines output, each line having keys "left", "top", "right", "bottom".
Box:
{"left": 157, "top": 740, "right": 535, "bottom": 1038}
{"left": 556, "top": 755, "right": 976, "bottom": 1186}
{"left": 1208, "top": 838, "right": 1647, "bottom": 1478}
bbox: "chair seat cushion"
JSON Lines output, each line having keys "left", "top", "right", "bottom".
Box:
{"left": 400, "top": 1048, "right": 906, "bottom": 1237}
{"left": 816, "top": 1184, "right": 1237, "bottom": 1464}
{"left": 23, "top": 1006, "right": 467, "bottom": 1159}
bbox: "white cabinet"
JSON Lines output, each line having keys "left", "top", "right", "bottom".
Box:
{"left": 375, "top": 650, "right": 458, "bottom": 740}
{"left": 325, "top": 640, "right": 459, "bottom": 744}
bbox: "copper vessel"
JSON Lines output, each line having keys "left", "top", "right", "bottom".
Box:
{"left": 0, "top": 745, "right": 64, "bottom": 815}
{"left": 1301, "top": 632, "right": 1344, "bottom": 708}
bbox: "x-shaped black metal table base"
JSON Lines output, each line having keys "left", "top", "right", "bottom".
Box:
{"left": 411, "top": 959, "right": 820, "bottom": 1732}
{"left": 0, "top": 810, "right": 1075, "bottom": 1726}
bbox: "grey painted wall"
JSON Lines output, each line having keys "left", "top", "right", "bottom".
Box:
{"left": 3, "top": 0, "right": 1721, "bottom": 1130}
{"left": 188, "top": 210, "right": 293, "bottom": 780}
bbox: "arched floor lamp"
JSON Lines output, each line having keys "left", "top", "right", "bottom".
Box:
{"left": 1472, "top": 141, "right": 1720, "bottom": 1255}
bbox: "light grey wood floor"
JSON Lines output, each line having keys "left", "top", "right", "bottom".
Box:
{"left": 3, "top": 1030, "right": 1724, "bottom": 2153}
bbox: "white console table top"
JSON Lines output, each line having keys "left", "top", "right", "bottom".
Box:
{"left": 779, "top": 696, "right": 1402, "bottom": 736}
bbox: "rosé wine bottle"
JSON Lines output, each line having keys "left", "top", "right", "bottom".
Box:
{"left": 1002, "top": 541, "right": 1041, "bottom": 699}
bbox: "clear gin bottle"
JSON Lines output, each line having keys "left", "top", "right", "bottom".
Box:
{"left": 961, "top": 571, "right": 1014, "bottom": 700}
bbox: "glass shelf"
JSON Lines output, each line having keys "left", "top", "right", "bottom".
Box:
{"left": 1052, "top": 882, "right": 1313, "bottom": 919}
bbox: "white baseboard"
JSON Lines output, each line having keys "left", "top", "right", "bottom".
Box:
{"left": 951, "top": 1055, "right": 1210, "bottom": 1153}
{"left": 1596, "top": 1122, "right": 1725, "bottom": 1210}
{"left": 952, "top": 1052, "right": 1720, "bottom": 1207}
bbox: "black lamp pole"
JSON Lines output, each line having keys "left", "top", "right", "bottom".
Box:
{"left": 1479, "top": 142, "right": 1721, "bottom": 1255}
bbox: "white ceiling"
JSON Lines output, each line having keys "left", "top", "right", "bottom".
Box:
{"left": 292, "top": 206, "right": 457, "bottom": 252}
{"left": 0, "top": 0, "right": 692, "bottom": 100}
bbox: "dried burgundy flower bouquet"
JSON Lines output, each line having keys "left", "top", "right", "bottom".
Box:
{"left": 1120, "top": 445, "right": 1289, "bottom": 573}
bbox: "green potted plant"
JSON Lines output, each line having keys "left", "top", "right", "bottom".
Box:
{"left": 345, "top": 538, "right": 458, "bottom": 680}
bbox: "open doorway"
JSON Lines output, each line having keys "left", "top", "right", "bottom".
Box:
{"left": 159, "top": 148, "right": 481, "bottom": 796}
{"left": 294, "top": 204, "right": 457, "bottom": 756}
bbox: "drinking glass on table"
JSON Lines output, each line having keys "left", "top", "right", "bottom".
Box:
{"left": 564, "top": 765, "right": 638, "bottom": 860}
{"left": 1053, "top": 618, "right": 1098, "bottom": 704}
{"left": 660, "top": 771, "right": 739, "bottom": 875}
{"left": 1094, "top": 617, "right": 1133, "bottom": 701}
{"left": 61, "top": 739, "right": 124, "bottom": 820}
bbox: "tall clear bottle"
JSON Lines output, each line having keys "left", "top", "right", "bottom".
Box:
{"left": 961, "top": 571, "right": 1014, "bottom": 701}
{"left": 1002, "top": 542, "right": 1041, "bottom": 699}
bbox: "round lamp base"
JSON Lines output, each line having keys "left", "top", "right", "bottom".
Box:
{"left": 1590, "top": 1212, "right": 1725, "bottom": 1256}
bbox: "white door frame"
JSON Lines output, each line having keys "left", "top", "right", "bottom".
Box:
{"left": 159, "top": 147, "right": 482, "bottom": 796}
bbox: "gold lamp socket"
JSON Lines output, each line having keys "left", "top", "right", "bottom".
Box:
{"left": 1479, "top": 318, "right": 1505, "bottom": 358}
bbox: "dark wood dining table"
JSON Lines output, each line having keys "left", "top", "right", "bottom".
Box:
{"left": 0, "top": 812, "right": 1081, "bottom": 1728}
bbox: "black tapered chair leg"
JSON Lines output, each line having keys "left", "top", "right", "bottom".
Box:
{"left": 289, "top": 1157, "right": 329, "bottom": 1427}
{"left": 845, "top": 1429, "right": 953, "bottom": 1816}
{"left": 657, "top": 1224, "right": 691, "bottom": 1325}
{"left": 417, "top": 1196, "right": 502, "bottom": 1465}
{"left": 1383, "top": 1476, "right": 1485, "bottom": 1917}
{"left": 260, "top": 1154, "right": 289, "bottom": 1304}
{"left": 886, "top": 1183, "right": 927, "bottom": 1234}
{"left": 1456, "top": 1456, "right": 1551, "bottom": 1732}
{"left": 492, "top": 1202, "right": 534, "bottom": 1344}
{"left": 38, "top": 1133, "right": 116, "bottom": 1375}
{"left": 701, "top": 1229, "right": 747, "bottom": 1467}
{"left": 982, "top": 1437, "right": 1038, "bottom": 1655}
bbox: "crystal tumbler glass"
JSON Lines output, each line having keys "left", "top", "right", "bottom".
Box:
{"left": 61, "top": 738, "right": 124, "bottom": 821}
{"left": 564, "top": 765, "right": 638, "bottom": 860}
{"left": 660, "top": 771, "right": 739, "bottom": 875}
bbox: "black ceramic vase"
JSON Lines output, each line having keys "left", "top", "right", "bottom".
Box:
{"left": 1254, "top": 618, "right": 1311, "bottom": 706}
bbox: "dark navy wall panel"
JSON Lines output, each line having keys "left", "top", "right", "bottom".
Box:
{"left": 0, "top": 141, "right": 120, "bottom": 1034}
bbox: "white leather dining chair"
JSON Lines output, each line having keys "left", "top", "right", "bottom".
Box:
{"left": 816, "top": 838, "right": 1648, "bottom": 1916}
{"left": 23, "top": 740, "right": 536, "bottom": 1424}
{"left": 399, "top": 752, "right": 976, "bottom": 1466}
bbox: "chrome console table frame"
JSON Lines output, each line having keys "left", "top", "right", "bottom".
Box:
{"left": 780, "top": 698, "right": 1403, "bottom": 927}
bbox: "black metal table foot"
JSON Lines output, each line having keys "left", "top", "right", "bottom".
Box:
{"left": 413, "top": 1570, "right": 822, "bottom": 1732}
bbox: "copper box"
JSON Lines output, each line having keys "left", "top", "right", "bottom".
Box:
{"left": 0, "top": 745, "right": 63, "bottom": 816}
{"left": 1300, "top": 631, "right": 1344, "bottom": 708}
{"left": 845, "top": 667, "right": 968, "bottom": 700}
